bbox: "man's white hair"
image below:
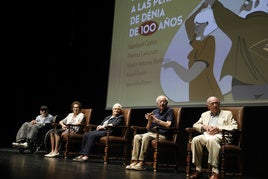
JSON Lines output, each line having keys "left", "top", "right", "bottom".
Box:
{"left": 156, "top": 95, "right": 169, "bottom": 103}
{"left": 113, "top": 103, "right": 122, "bottom": 109}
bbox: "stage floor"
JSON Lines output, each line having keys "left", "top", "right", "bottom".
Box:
{"left": 0, "top": 148, "right": 263, "bottom": 179}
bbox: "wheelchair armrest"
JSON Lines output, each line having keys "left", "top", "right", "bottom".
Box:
{"left": 51, "top": 122, "right": 61, "bottom": 129}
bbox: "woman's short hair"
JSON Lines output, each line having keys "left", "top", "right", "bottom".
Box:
{"left": 71, "top": 101, "right": 82, "bottom": 110}
{"left": 112, "top": 103, "right": 122, "bottom": 109}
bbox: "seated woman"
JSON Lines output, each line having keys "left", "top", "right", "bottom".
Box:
{"left": 44, "top": 101, "right": 84, "bottom": 158}
{"left": 73, "top": 103, "right": 124, "bottom": 162}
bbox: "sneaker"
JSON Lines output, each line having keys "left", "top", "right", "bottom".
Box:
{"left": 19, "top": 142, "right": 28, "bottom": 148}
{"left": 81, "top": 156, "right": 88, "bottom": 162}
{"left": 125, "top": 162, "right": 138, "bottom": 169}
{"left": 132, "top": 163, "right": 146, "bottom": 171}
{"left": 12, "top": 142, "right": 19, "bottom": 146}
{"left": 73, "top": 155, "right": 88, "bottom": 162}
{"left": 73, "top": 155, "right": 83, "bottom": 161}
{"left": 189, "top": 171, "right": 202, "bottom": 179}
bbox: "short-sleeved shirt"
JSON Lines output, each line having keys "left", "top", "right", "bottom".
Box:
{"left": 148, "top": 107, "right": 175, "bottom": 136}
{"left": 60, "top": 112, "right": 85, "bottom": 133}
{"left": 35, "top": 114, "right": 54, "bottom": 125}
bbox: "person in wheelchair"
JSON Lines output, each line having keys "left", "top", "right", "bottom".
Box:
{"left": 12, "top": 105, "right": 54, "bottom": 149}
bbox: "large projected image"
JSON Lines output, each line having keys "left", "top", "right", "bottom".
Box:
{"left": 107, "top": 0, "right": 268, "bottom": 108}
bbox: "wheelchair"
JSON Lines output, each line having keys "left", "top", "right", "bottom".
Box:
{"left": 14, "top": 115, "right": 60, "bottom": 154}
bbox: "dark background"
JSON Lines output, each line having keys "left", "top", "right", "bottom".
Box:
{"left": 7, "top": 1, "right": 268, "bottom": 177}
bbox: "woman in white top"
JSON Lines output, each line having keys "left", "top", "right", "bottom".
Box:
{"left": 44, "top": 101, "right": 85, "bottom": 157}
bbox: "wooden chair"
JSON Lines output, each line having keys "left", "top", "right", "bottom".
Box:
{"left": 61, "top": 108, "right": 93, "bottom": 158}
{"left": 88, "top": 108, "right": 132, "bottom": 164}
{"left": 185, "top": 106, "right": 244, "bottom": 178}
{"left": 219, "top": 107, "right": 244, "bottom": 178}
{"left": 130, "top": 107, "right": 182, "bottom": 172}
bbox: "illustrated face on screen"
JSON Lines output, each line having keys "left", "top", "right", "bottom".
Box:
{"left": 194, "top": 8, "right": 217, "bottom": 40}
{"left": 239, "top": 0, "right": 268, "bottom": 18}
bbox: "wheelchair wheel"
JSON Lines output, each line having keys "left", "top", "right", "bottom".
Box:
{"left": 44, "top": 129, "right": 52, "bottom": 152}
{"left": 43, "top": 128, "right": 62, "bottom": 153}
{"left": 28, "top": 139, "right": 40, "bottom": 154}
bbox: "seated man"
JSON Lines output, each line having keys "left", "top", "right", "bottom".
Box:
{"left": 189, "top": 96, "right": 238, "bottom": 179}
{"left": 125, "top": 95, "right": 175, "bottom": 170}
{"left": 12, "top": 105, "right": 54, "bottom": 148}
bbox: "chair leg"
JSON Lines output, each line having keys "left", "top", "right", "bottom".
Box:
{"left": 64, "top": 141, "right": 69, "bottom": 159}
{"left": 104, "top": 144, "right": 108, "bottom": 165}
{"left": 220, "top": 151, "right": 225, "bottom": 179}
{"left": 186, "top": 143, "right": 192, "bottom": 177}
{"left": 237, "top": 154, "right": 242, "bottom": 177}
{"left": 220, "top": 151, "right": 242, "bottom": 178}
{"left": 122, "top": 143, "right": 127, "bottom": 164}
{"left": 153, "top": 149, "right": 158, "bottom": 172}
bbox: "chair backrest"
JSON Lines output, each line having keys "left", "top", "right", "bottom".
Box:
{"left": 171, "top": 107, "right": 182, "bottom": 142}
{"left": 120, "top": 108, "right": 132, "bottom": 138}
{"left": 80, "top": 108, "right": 93, "bottom": 133}
{"left": 220, "top": 106, "right": 244, "bottom": 146}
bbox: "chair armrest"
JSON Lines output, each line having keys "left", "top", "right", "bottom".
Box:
{"left": 221, "top": 129, "right": 241, "bottom": 145}
{"left": 155, "top": 126, "right": 177, "bottom": 131}
{"left": 85, "top": 124, "right": 98, "bottom": 131}
{"left": 152, "top": 126, "right": 178, "bottom": 142}
{"left": 65, "top": 124, "right": 86, "bottom": 127}
{"left": 185, "top": 127, "right": 199, "bottom": 133}
{"left": 131, "top": 125, "right": 146, "bottom": 131}
{"left": 221, "top": 129, "right": 238, "bottom": 134}
{"left": 185, "top": 127, "right": 200, "bottom": 143}
{"left": 105, "top": 125, "right": 128, "bottom": 134}
{"left": 106, "top": 125, "right": 128, "bottom": 130}
{"left": 130, "top": 125, "right": 147, "bottom": 136}
{"left": 65, "top": 123, "right": 87, "bottom": 134}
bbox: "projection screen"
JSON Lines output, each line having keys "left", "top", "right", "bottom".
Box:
{"left": 106, "top": 0, "right": 268, "bottom": 109}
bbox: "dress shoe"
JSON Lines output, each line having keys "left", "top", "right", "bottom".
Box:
{"left": 189, "top": 171, "right": 202, "bottom": 179}
{"left": 210, "top": 172, "right": 220, "bottom": 179}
